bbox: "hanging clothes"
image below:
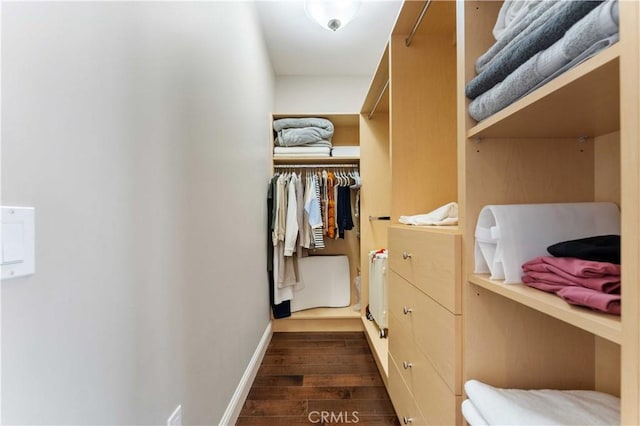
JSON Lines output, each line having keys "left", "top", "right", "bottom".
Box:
{"left": 327, "top": 171, "right": 337, "bottom": 239}
{"left": 268, "top": 166, "right": 359, "bottom": 309}
{"left": 267, "top": 176, "right": 291, "bottom": 318}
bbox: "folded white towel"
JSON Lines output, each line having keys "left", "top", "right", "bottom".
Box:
{"left": 465, "top": 379, "right": 620, "bottom": 425}
{"left": 399, "top": 202, "right": 458, "bottom": 226}
{"left": 331, "top": 146, "right": 360, "bottom": 157}
{"left": 274, "top": 146, "right": 331, "bottom": 155}
{"left": 461, "top": 399, "right": 488, "bottom": 426}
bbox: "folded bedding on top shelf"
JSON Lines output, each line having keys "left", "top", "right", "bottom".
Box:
{"left": 469, "top": 0, "right": 619, "bottom": 122}
{"left": 273, "top": 117, "right": 334, "bottom": 147}
{"left": 273, "top": 146, "right": 331, "bottom": 155}
{"left": 330, "top": 146, "right": 360, "bottom": 157}
{"left": 463, "top": 380, "right": 620, "bottom": 426}
{"left": 474, "top": 202, "right": 620, "bottom": 283}
{"left": 466, "top": 0, "right": 603, "bottom": 100}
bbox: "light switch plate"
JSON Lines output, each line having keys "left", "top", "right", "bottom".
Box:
{"left": 1, "top": 206, "right": 35, "bottom": 280}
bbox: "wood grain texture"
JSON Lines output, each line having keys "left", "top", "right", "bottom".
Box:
{"left": 237, "top": 332, "right": 399, "bottom": 426}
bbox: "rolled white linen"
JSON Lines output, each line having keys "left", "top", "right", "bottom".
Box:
{"left": 474, "top": 202, "right": 620, "bottom": 283}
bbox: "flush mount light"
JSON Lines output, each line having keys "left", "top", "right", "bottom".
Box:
{"left": 305, "top": 0, "right": 362, "bottom": 32}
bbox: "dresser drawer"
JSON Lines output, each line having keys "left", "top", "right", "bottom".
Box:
{"left": 389, "top": 353, "right": 427, "bottom": 426}
{"left": 388, "top": 226, "right": 461, "bottom": 314}
{"left": 390, "top": 342, "right": 459, "bottom": 426}
{"left": 389, "top": 270, "right": 462, "bottom": 394}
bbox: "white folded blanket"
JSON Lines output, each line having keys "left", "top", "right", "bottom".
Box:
{"left": 273, "top": 146, "right": 331, "bottom": 155}
{"left": 399, "top": 202, "right": 458, "bottom": 226}
{"left": 464, "top": 379, "right": 620, "bottom": 425}
{"left": 474, "top": 202, "right": 620, "bottom": 283}
{"left": 273, "top": 153, "right": 330, "bottom": 158}
{"left": 331, "top": 146, "right": 360, "bottom": 157}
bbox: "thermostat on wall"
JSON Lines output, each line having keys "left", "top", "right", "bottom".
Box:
{"left": 1, "top": 206, "right": 35, "bottom": 280}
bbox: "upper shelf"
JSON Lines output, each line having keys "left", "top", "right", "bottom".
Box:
{"left": 273, "top": 156, "right": 359, "bottom": 164}
{"left": 469, "top": 274, "right": 622, "bottom": 344}
{"left": 467, "top": 44, "right": 621, "bottom": 139}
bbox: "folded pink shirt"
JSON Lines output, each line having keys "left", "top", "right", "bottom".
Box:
{"left": 522, "top": 256, "right": 620, "bottom": 278}
{"left": 522, "top": 270, "right": 620, "bottom": 293}
{"left": 557, "top": 286, "right": 621, "bottom": 315}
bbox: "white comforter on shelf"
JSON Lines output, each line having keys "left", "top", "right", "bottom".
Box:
{"left": 463, "top": 380, "right": 620, "bottom": 426}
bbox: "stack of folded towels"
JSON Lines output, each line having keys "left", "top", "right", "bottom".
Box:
{"left": 466, "top": 0, "right": 619, "bottom": 121}
{"left": 462, "top": 379, "right": 620, "bottom": 425}
{"left": 273, "top": 117, "right": 334, "bottom": 158}
{"left": 522, "top": 235, "right": 621, "bottom": 315}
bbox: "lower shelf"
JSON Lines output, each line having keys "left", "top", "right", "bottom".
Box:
{"left": 272, "top": 305, "right": 363, "bottom": 332}
{"left": 469, "top": 274, "right": 621, "bottom": 344}
{"left": 362, "top": 316, "right": 389, "bottom": 383}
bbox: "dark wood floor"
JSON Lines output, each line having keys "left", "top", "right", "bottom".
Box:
{"left": 237, "top": 331, "right": 400, "bottom": 425}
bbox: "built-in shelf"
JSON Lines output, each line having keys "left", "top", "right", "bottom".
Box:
{"left": 469, "top": 274, "right": 622, "bottom": 344}
{"left": 283, "top": 305, "right": 361, "bottom": 320}
{"left": 362, "top": 316, "right": 389, "bottom": 383}
{"left": 391, "top": 224, "right": 460, "bottom": 234}
{"left": 467, "top": 44, "right": 621, "bottom": 139}
{"left": 273, "top": 156, "right": 360, "bottom": 164}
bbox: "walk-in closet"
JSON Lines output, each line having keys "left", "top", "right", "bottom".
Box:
{"left": 267, "top": 0, "right": 639, "bottom": 424}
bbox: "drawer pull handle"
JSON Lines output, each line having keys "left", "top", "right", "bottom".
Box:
{"left": 403, "top": 416, "right": 413, "bottom": 424}
{"left": 402, "top": 361, "right": 413, "bottom": 369}
{"left": 403, "top": 306, "right": 413, "bottom": 315}
{"left": 402, "top": 252, "right": 412, "bottom": 260}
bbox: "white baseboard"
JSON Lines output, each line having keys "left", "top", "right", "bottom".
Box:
{"left": 219, "top": 321, "right": 273, "bottom": 426}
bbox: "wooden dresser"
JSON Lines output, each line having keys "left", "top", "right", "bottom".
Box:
{"left": 387, "top": 225, "right": 462, "bottom": 425}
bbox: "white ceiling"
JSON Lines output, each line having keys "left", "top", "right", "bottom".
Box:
{"left": 255, "top": 0, "right": 402, "bottom": 77}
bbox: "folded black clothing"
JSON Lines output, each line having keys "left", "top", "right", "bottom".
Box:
{"left": 547, "top": 234, "right": 621, "bottom": 264}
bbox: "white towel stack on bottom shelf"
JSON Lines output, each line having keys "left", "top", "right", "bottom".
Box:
{"left": 462, "top": 380, "right": 620, "bottom": 426}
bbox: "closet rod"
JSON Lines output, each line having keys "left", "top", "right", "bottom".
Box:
{"left": 367, "top": 79, "right": 390, "bottom": 120}
{"left": 369, "top": 216, "right": 390, "bottom": 221}
{"left": 405, "top": 0, "right": 432, "bottom": 47}
{"left": 274, "top": 163, "right": 358, "bottom": 169}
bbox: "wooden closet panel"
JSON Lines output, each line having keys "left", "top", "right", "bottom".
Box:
{"left": 464, "top": 287, "right": 596, "bottom": 390}
{"left": 390, "top": 33, "right": 458, "bottom": 220}
{"left": 595, "top": 337, "right": 621, "bottom": 397}
{"left": 595, "top": 131, "right": 621, "bottom": 205}
{"left": 620, "top": 0, "right": 640, "bottom": 423}
{"left": 359, "top": 112, "right": 391, "bottom": 311}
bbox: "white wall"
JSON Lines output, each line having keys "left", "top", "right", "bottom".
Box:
{"left": 1, "top": 2, "right": 273, "bottom": 424}
{"left": 275, "top": 75, "right": 370, "bottom": 114}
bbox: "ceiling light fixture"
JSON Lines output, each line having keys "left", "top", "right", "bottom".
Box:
{"left": 305, "top": 0, "right": 362, "bottom": 32}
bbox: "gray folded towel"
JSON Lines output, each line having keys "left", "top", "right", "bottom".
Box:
{"left": 476, "top": 0, "right": 559, "bottom": 74}
{"left": 469, "top": 0, "right": 619, "bottom": 122}
{"left": 466, "top": 0, "right": 604, "bottom": 100}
